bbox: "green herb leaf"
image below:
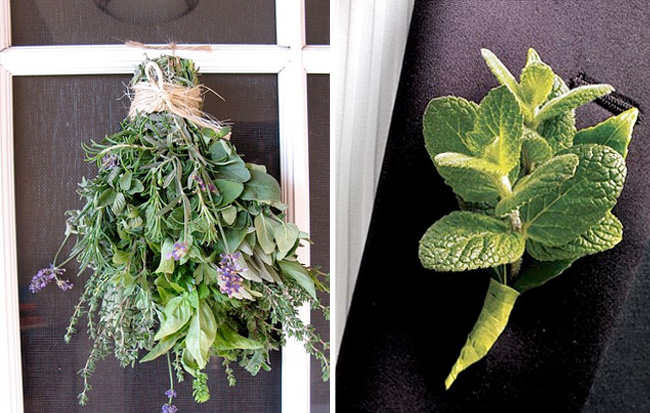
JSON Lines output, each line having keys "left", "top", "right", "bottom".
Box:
{"left": 469, "top": 86, "right": 524, "bottom": 172}
{"left": 186, "top": 300, "right": 217, "bottom": 370}
{"left": 481, "top": 48, "right": 521, "bottom": 100}
{"left": 526, "top": 211, "right": 623, "bottom": 261}
{"left": 212, "top": 324, "right": 264, "bottom": 350}
{"left": 423, "top": 96, "right": 478, "bottom": 159}
{"left": 433, "top": 152, "right": 507, "bottom": 202}
{"left": 520, "top": 145, "right": 626, "bottom": 246}
{"left": 155, "top": 238, "right": 175, "bottom": 274}
{"left": 240, "top": 168, "right": 282, "bottom": 204}
{"left": 536, "top": 84, "right": 614, "bottom": 122}
{"left": 273, "top": 222, "right": 300, "bottom": 261}
{"left": 254, "top": 214, "right": 277, "bottom": 255}
{"left": 521, "top": 128, "right": 553, "bottom": 169}
{"left": 217, "top": 157, "right": 251, "bottom": 183}
{"left": 495, "top": 154, "right": 579, "bottom": 216}
{"left": 512, "top": 258, "right": 575, "bottom": 293}
{"left": 573, "top": 107, "right": 638, "bottom": 159}
{"left": 221, "top": 205, "right": 237, "bottom": 226}
{"left": 418, "top": 211, "right": 525, "bottom": 272}
{"left": 214, "top": 179, "right": 244, "bottom": 206}
{"left": 278, "top": 260, "right": 317, "bottom": 299}
{"left": 519, "top": 62, "right": 554, "bottom": 110}
{"left": 140, "top": 333, "right": 181, "bottom": 363}
{"left": 154, "top": 296, "right": 193, "bottom": 341}
{"left": 535, "top": 75, "right": 576, "bottom": 153}
{"left": 445, "top": 278, "right": 519, "bottom": 389}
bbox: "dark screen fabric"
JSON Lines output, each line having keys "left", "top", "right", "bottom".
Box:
{"left": 11, "top": 0, "right": 276, "bottom": 45}
{"left": 307, "top": 75, "right": 330, "bottom": 413}
{"left": 337, "top": 1, "right": 650, "bottom": 412}
{"left": 15, "top": 74, "right": 281, "bottom": 412}
{"left": 305, "top": 0, "right": 330, "bottom": 45}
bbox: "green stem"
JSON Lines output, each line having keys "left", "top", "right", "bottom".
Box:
{"left": 167, "top": 352, "right": 174, "bottom": 402}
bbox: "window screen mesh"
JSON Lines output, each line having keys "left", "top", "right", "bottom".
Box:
{"left": 14, "top": 74, "right": 282, "bottom": 412}
{"left": 305, "top": 0, "right": 330, "bottom": 45}
{"left": 307, "top": 75, "right": 330, "bottom": 413}
{"left": 11, "top": 0, "right": 277, "bottom": 46}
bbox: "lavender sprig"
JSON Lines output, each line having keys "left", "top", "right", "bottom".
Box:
{"left": 29, "top": 265, "right": 72, "bottom": 293}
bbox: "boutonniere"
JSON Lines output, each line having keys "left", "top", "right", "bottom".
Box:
{"left": 419, "top": 48, "right": 636, "bottom": 389}
{"left": 30, "top": 55, "right": 329, "bottom": 410}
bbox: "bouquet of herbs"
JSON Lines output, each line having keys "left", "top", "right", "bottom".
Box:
{"left": 419, "top": 48, "right": 636, "bottom": 389}
{"left": 30, "top": 55, "right": 329, "bottom": 410}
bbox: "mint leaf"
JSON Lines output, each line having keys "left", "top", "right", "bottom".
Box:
{"left": 525, "top": 48, "right": 542, "bottom": 65}
{"left": 526, "top": 211, "right": 623, "bottom": 261}
{"left": 521, "top": 128, "right": 553, "bottom": 169}
{"left": 495, "top": 154, "right": 579, "bottom": 216}
{"left": 469, "top": 86, "right": 524, "bottom": 172}
{"left": 434, "top": 152, "right": 508, "bottom": 202}
{"left": 445, "top": 278, "right": 519, "bottom": 389}
{"left": 535, "top": 75, "right": 576, "bottom": 152}
{"left": 536, "top": 84, "right": 614, "bottom": 122}
{"left": 419, "top": 211, "right": 525, "bottom": 272}
{"left": 520, "top": 144, "right": 626, "bottom": 246}
{"left": 519, "top": 62, "right": 554, "bottom": 110}
{"left": 423, "top": 96, "right": 478, "bottom": 159}
{"left": 574, "top": 107, "right": 639, "bottom": 159}
{"left": 481, "top": 48, "right": 521, "bottom": 100}
{"left": 512, "top": 258, "right": 575, "bottom": 293}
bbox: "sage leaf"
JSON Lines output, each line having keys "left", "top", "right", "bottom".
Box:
{"left": 469, "top": 86, "right": 524, "bottom": 172}
{"left": 526, "top": 211, "right": 623, "bottom": 261}
{"left": 445, "top": 278, "right": 519, "bottom": 389}
{"left": 273, "top": 222, "right": 300, "bottom": 261}
{"left": 495, "top": 154, "right": 579, "bottom": 216}
{"left": 214, "top": 179, "right": 244, "bottom": 206}
{"left": 254, "top": 214, "right": 277, "bottom": 255}
{"left": 423, "top": 96, "right": 478, "bottom": 158}
{"left": 186, "top": 300, "right": 217, "bottom": 370}
{"left": 520, "top": 145, "right": 626, "bottom": 246}
{"left": 433, "top": 152, "right": 507, "bottom": 202}
{"left": 536, "top": 84, "right": 614, "bottom": 122}
{"left": 574, "top": 107, "right": 638, "bottom": 159}
{"left": 512, "top": 258, "right": 575, "bottom": 293}
{"left": 278, "top": 260, "right": 317, "bottom": 299}
{"left": 240, "top": 168, "right": 282, "bottom": 204}
{"left": 418, "top": 211, "right": 525, "bottom": 272}
{"left": 217, "top": 157, "right": 251, "bottom": 183}
{"left": 154, "top": 296, "right": 192, "bottom": 341}
{"left": 221, "top": 205, "right": 237, "bottom": 226}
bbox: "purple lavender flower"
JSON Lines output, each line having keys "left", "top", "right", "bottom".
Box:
{"left": 102, "top": 154, "right": 119, "bottom": 170}
{"left": 192, "top": 176, "right": 207, "bottom": 191}
{"left": 29, "top": 265, "right": 71, "bottom": 293}
{"left": 161, "top": 403, "right": 178, "bottom": 413}
{"left": 166, "top": 242, "right": 188, "bottom": 261}
{"left": 165, "top": 389, "right": 177, "bottom": 398}
{"left": 217, "top": 253, "right": 245, "bottom": 298}
{"left": 193, "top": 176, "right": 218, "bottom": 193}
{"left": 207, "top": 182, "right": 217, "bottom": 193}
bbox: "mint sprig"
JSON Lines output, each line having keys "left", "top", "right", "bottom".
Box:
{"left": 419, "top": 48, "right": 637, "bottom": 389}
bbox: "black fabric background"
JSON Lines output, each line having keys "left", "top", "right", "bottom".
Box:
{"left": 337, "top": 1, "right": 650, "bottom": 412}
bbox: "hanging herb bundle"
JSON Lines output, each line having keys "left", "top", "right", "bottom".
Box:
{"left": 30, "top": 55, "right": 329, "bottom": 410}
{"left": 419, "top": 48, "right": 637, "bottom": 389}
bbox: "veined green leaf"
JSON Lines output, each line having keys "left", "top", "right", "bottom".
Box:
{"left": 512, "top": 258, "right": 575, "bottom": 293}
{"left": 221, "top": 205, "right": 237, "bottom": 226}
{"left": 423, "top": 96, "right": 478, "bottom": 159}
{"left": 212, "top": 324, "right": 264, "bottom": 350}
{"left": 525, "top": 48, "right": 542, "bottom": 65}
{"left": 155, "top": 238, "right": 175, "bottom": 274}
{"left": 240, "top": 168, "right": 282, "bottom": 204}
{"left": 536, "top": 84, "right": 614, "bottom": 122}
{"left": 445, "top": 278, "right": 519, "bottom": 389}
{"left": 141, "top": 333, "right": 182, "bottom": 363}
{"left": 273, "top": 222, "right": 300, "bottom": 261}
{"left": 154, "top": 296, "right": 193, "bottom": 341}
{"left": 214, "top": 179, "right": 244, "bottom": 206}
{"left": 186, "top": 300, "right": 217, "bottom": 370}
{"left": 521, "top": 128, "right": 553, "bottom": 170}
{"left": 481, "top": 49, "right": 521, "bottom": 100}
{"left": 469, "top": 86, "right": 524, "bottom": 172}
{"left": 254, "top": 214, "right": 277, "bottom": 255}
{"left": 535, "top": 75, "right": 576, "bottom": 152}
{"left": 495, "top": 154, "right": 579, "bottom": 216}
{"left": 520, "top": 145, "right": 626, "bottom": 246}
{"left": 526, "top": 211, "right": 623, "bottom": 261}
{"left": 278, "top": 260, "right": 317, "bottom": 299}
{"left": 573, "top": 107, "right": 638, "bottom": 159}
{"left": 519, "top": 62, "right": 554, "bottom": 110}
{"left": 418, "top": 211, "right": 525, "bottom": 272}
{"left": 433, "top": 152, "right": 508, "bottom": 202}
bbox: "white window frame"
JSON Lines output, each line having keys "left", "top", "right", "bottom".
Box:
{"left": 0, "top": 1, "right": 329, "bottom": 412}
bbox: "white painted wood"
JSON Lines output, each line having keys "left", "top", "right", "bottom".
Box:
{"left": 276, "top": 1, "right": 312, "bottom": 412}
{"left": 302, "top": 45, "right": 330, "bottom": 74}
{"left": 334, "top": 0, "right": 415, "bottom": 360}
{"left": 0, "top": 64, "right": 25, "bottom": 413}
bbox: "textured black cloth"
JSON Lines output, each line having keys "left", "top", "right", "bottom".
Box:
{"left": 337, "top": 1, "right": 650, "bottom": 412}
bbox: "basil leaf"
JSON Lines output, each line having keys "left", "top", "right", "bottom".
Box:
{"left": 155, "top": 238, "right": 175, "bottom": 274}
{"left": 445, "top": 278, "right": 519, "bottom": 389}
{"left": 495, "top": 154, "right": 579, "bottom": 216}
{"left": 418, "top": 211, "right": 525, "bottom": 272}
{"left": 526, "top": 211, "right": 623, "bottom": 261}
{"left": 140, "top": 333, "right": 182, "bottom": 363}
{"left": 433, "top": 152, "right": 507, "bottom": 202}
{"left": 520, "top": 145, "right": 626, "bottom": 246}
{"left": 573, "top": 107, "right": 638, "bottom": 159}
{"left": 154, "top": 296, "right": 193, "bottom": 341}
{"left": 186, "top": 300, "right": 217, "bottom": 370}
{"left": 212, "top": 324, "right": 264, "bottom": 350}
{"left": 423, "top": 96, "right": 478, "bottom": 158}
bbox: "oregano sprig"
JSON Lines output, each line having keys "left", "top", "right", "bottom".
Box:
{"left": 419, "top": 48, "right": 637, "bottom": 389}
